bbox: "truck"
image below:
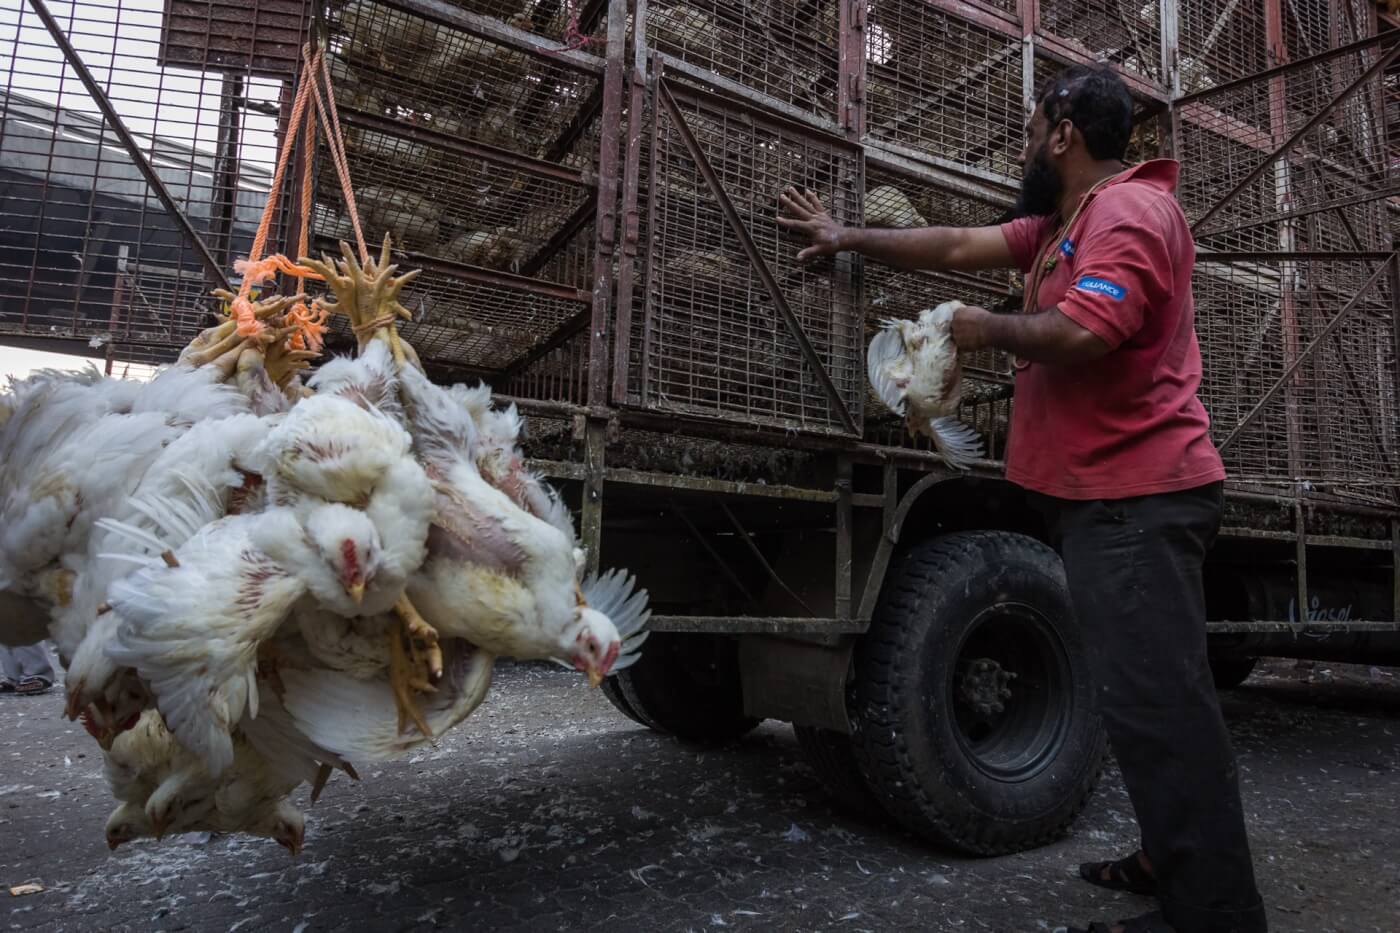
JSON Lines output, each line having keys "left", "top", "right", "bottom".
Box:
{"left": 0, "top": 0, "right": 1395, "bottom": 856}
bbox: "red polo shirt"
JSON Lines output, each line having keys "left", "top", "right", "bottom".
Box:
{"left": 998, "top": 159, "right": 1225, "bottom": 500}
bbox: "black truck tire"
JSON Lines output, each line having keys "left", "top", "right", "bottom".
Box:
{"left": 850, "top": 531, "right": 1107, "bottom": 856}
{"left": 793, "top": 725, "right": 884, "bottom": 817}
{"left": 599, "top": 676, "right": 649, "bottom": 727}
{"left": 606, "top": 631, "right": 760, "bottom": 743}
{"left": 1208, "top": 655, "right": 1258, "bottom": 690}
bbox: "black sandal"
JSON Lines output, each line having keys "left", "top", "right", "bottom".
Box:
{"left": 1062, "top": 909, "right": 1174, "bottom": 933}
{"left": 1077, "top": 849, "right": 1157, "bottom": 896}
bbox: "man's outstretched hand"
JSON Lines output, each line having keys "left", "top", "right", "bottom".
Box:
{"left": 777, "top": 187, "right": 846, "bottom": 262}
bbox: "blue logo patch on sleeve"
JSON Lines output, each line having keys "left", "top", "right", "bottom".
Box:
{"left": 1075, "top": 276, "right": 1127, "bottom": 301}
{"left": 1059, "top": 238, "right": 1075, "bottom": 257}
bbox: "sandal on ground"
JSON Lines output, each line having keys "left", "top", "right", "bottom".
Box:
{"left": 15, "top": 677, "right": 52, "bottom": 695}
{"left": 1060, "top": 909, "right": 1175, "bottom": 933}
{"left": 0, "top": 678, "right": 14, "bottom": 693}
{"left": 1078, "top": 849, "right": 1157, "bottom": 896}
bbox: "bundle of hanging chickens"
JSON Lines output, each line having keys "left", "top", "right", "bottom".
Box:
{"left": 0, "top": 236, "right": 649, "bottom": 855}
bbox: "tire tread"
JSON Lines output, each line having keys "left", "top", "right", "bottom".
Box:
{"left": 851, "top": 531, "right": 1106, "bottom": 855}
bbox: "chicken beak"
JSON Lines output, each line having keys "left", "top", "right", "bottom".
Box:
{"left": 587, "top": 668, "right": 604, "bottom": 689}
{"left": 346, "top": 580, "right": 365, "bottom": 605}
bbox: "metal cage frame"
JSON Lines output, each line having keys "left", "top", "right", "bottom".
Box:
{"left": 1, "top": 0, "right": 1396, "bottom": 627}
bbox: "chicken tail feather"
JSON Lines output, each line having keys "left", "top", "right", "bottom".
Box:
{"left": 927, "top": 416, "right": 985, "bottom": 472}
{"left": 94, "top": 518, "right": 170, "bottom": 562}
{"left": 580, "top": 568, "right": 651, "bottom": 674}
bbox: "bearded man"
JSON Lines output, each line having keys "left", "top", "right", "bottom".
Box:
{"left": 778, "top": 63, "right": 1267, "bottom": 933}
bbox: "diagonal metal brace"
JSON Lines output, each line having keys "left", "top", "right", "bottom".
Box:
{"left": 718, "top": 501, "right": 815, "bottom": 615}
{"left": 1191, "top": 38, "right": 1400, "bottom": 236}
{"left": 1218, "top": 258, "right": 1392, "bottom": 454}
{"left": 656, "top": 79, "right": 859, "bottom": 435}
{"left": 27, "top": 0, "right": 229, "bottom": 292}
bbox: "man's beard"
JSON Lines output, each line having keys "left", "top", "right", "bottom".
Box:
{"left": 1011, "top": 143, "right": 1064, "bottom": 219}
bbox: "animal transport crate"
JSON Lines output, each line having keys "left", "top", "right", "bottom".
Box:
{"left": 0, "top": 0, "right": 1396, "bottom": 504}
{"left": 0, "top": 0, "right": 297, "bottom": 361}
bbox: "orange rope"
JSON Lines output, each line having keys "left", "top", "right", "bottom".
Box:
{"left": 230, "top": 48, "right": 320, "bottom": 337}
{"left": 285, "top": 92, "right": 328, "bottom": 353}
{"left": 315, "top": 52, "right": 369, "bottom": 264}
{"left": 225, "top": 41, "right": 370, "bottom": 354}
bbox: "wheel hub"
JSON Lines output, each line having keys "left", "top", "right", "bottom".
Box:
{"left": 958, "top": 657, "right": 1017, "bottom": 717}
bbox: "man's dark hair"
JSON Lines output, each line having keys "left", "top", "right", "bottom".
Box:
{"left": 1037, "top": 64, "right": 1134, "bottom": 161}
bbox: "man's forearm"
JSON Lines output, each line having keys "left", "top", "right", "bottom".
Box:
{"left": 978, "top": 307, "right": 1111, "bottom": 365}
{"left": 839, "top": 226, "right": 959, "bottom": 271}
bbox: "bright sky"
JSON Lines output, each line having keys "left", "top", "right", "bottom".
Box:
{"left": 0, "top": 343, "right": 93, "bottom": 379}
{"left": 0, "top": 343, "right": 157, "bottom": 381}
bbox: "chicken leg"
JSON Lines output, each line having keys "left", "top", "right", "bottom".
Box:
{"left": 387, "top": 593, "right": 442, "bottom": 737}
{"left": 263, "top": 327, "right": 320, "bottom": 388}
{"left": 297, "top": 236, "right": 419, "bottom": 362}
{"left": 190, "top": 294, "right": 301, "bottom": 354}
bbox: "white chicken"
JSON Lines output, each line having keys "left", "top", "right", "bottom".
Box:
{"left": 102, "top": 507, "right": 339, "bottom": 776}
{"left": 303, "top": 240, "right": 650, "bottom": 698}
{"left": 272, "top": 637, "right": 494, "bottom": 765}
{"left": 103, "top": 708, "right": 306, "bottom": 852}
{"left": 6, "top": 234, "right": 658, "bottom": 856}
{"left": 459, "top": 385, "right": 575, "bottom": 539}
{"left": 397, "top": 362, "right": 638, "bottom": 682}
{"left": 867, "top": 300, "right": 986, "bottom": 470}
{"left": 64, "top": 414, "right": 273, "bottom": 745}
{"left": 100, "top": 397, "right": 436, "bottom": 775}
{"left": 0, "top": 361, "right": 252, "bottom": 655}
{"left": 0, "top": 289, "right": 307, "bottom": 652}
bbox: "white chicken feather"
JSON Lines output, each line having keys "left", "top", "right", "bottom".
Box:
{"left": 305, "top": 339, "right": 404, "bottom": 422}
{"left": 101, "top": 486, "right": 429, "bottom": 774}
{"left": 867, "top": 300, "right": 985, "bottom": 471}
{"left": 0, "top": 363, "right": 248, "bottom": 651}
{"left": 253, "top": 390, "right": 419, "bottom": 511}
{"left": 65, "top": 414, "right": 273, "bottom": 735}
{"left": 276, "top": 639, "right": 493, "bottom": 764}
{"left": 397, "top": 363, "right": 644, "bottom": 684}
{"left": 103, "top": 708, "right": 307, "bottom": 853}
{"left": 103, "top": 510, "right": 311, "bottom": 776}
{"left": 398, "top": 367, "right": 582, "bottom": 655}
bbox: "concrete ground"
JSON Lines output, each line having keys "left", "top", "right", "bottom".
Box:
{"left": 2, "top": 658, "right": 1398, "bottom": 933}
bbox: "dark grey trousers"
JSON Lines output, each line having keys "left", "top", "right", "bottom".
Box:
{"left": 1032, "top": 482, "right": 1267, "bottom": 933}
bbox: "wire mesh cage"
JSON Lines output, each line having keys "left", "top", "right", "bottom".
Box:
{"left": 863, "top": 0, "right": 1024, "bottom": 181}
{"left": 1177, "top": 0, "right": 1268, "bottom": 92}
{"left": 0, "top": 0, "right": 298, "bottom": 359}
{"left": 2, "top": 0, "right": 1396, "bottom": 504}
{"left": 1177, "top": 22, "right": 1398, "bottom": 498}
{"left": 621, "top": 76, "right": 864, "bottom": 436}
{"left": 1037, "top": 0, "right": 1164, "bottom": 85}
{"left": 314, "top": 0, "right": 612, "bottom": 377}
{"left": 859, "top": 158, "right": 1016, "bottom": 452}
{"left": 636, "top": 0, "right": 843, "bottom": 125}
{"left": 1195, "top": 257, "right": 1399, "bottom": 498}
{"left": 497, "top": 324, "right": 591, "bottom": 402}
{"left": 160, "top": 0, "right": 308, "bottom": 75}
{"left": 1175, "top": 43, "right": 1394, "bottom": 253}
{"left": 1291, "top": 259, "right": 1398, "bottom": 494}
